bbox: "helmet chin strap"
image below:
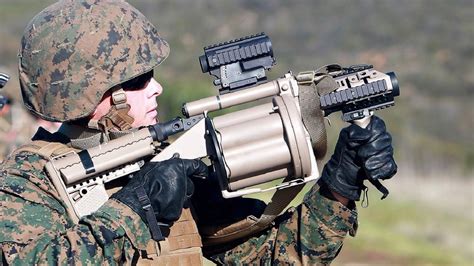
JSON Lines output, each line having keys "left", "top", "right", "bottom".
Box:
{"left": 88, "top": 88, "right": 135, "bottom": 141}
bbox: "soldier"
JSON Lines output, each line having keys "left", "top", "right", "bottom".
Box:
{"left": 0, "top": 0, "right": 397, "bottom": 265}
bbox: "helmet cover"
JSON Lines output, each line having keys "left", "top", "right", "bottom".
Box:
{"left": 19, "top": 0, "right": 170, "bottom": 122}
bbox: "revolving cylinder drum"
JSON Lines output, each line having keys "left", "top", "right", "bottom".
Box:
{"left": 209, "top": 95, "right": 312, "bottom": 191}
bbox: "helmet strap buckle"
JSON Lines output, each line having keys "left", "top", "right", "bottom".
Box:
{"left": 96, "top": 88, "right": 135, "bottom": 136}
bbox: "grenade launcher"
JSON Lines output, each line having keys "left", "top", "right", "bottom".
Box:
{"left": 45, "top": 33, "right": 399, "bottom": 223}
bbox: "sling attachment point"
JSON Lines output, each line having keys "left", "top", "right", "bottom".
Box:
{"left": 136, "top": 185, "right": 165, "bottom": 241}
{"left": 361, "top": 186, "right": 369, "bottom": 208}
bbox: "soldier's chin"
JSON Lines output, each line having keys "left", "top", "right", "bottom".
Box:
{"left": 144, "top": 118, "right": 158, "bottom": 126}
{"left": 132, "top": 117, "right": 157, "bottom": 128}
{"left": 145, "top": 110, "right": 158, "bottom": 125}
{"left": 152, "top": 114, "right": 158, "bottom": 124}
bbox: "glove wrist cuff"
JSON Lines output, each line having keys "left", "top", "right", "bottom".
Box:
{"left": 318, "top": 175, "right": 362, "bottom": 201}
{"left": 327, "top": 182, "right": 361, "bottom": 201}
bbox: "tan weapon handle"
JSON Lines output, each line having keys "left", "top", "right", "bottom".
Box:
{"left": 352, "top": 116, "right": 372, "bottom": 128}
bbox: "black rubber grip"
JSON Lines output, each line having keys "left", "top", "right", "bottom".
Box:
{"left": 320, "top": 79, "right": 388, "bottom": 109}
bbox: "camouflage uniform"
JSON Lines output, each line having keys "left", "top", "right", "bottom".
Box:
{"left": 0, "top": 0, "right": 357, "bottom": 264}
{"left": 0, "top": 145, "right": 356, "bottom": 265}
{"left": 216, "top": 190, "right": 357, "bottom": 265}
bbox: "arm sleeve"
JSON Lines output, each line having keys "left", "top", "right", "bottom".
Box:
{"left": 0, "top": 151, "right": 152, "bottom": 265}
{"left": 214, "top": 186, "right": 358, "bottom": 265}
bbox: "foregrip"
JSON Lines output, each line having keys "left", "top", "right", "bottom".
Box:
{"left": 320, "top": 67, "right": 399, "bottom": 121}
{"left": 321, "top": 79, "right": 389, "bottom": 109}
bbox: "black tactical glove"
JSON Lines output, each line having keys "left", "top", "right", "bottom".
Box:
{"left": 191, "top": 173, "right": 266, "bottom": 227}
{"left": 111, "top": 158, "right": 208, "bottom": 239}
{"left": 318, "top": 116, "right": 397, "bottom": 201}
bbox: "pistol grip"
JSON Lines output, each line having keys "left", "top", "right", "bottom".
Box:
{"left": 352, "top": 115, "right": 372, "bottom": 129}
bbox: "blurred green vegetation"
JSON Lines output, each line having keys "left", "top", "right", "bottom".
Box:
{"left": 340, "top": 194, "right": 473, "bottom": 265}
{"left": 248, "top": 184, "right": 473, "bottom": 265}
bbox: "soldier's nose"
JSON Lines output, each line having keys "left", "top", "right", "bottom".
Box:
{"left": 147, "top": 78, "right": 163, "bottom": 98}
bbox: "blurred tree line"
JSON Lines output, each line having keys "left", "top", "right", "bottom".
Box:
{"left": 1, "top": 0, "right": 473, "bottom": 176}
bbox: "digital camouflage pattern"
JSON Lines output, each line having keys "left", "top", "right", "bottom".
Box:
{"left": 19, "top": 0, "right": 170, "bottom": 122}
{"left": 0, "top": 148, "right": 152, "bottom": 264}
{"left": 0, "top": 140, "right": 357, "bottom": 265}
{"left": 218, "top": 185, "right": 357, "bottom": 265}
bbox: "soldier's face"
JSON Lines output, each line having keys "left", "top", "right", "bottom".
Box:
{"left": 93, "top": 77, "right": 163, "bottom": 127}
{"left": 126, "top": 77, "right": 163, "bottom": 127}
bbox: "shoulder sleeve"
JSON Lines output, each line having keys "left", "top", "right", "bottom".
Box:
{"left": 0, "top": 150, "right": 152, "bottom": 265}
{"left": 217, "top": 185, "right": 358, "bottom": 265}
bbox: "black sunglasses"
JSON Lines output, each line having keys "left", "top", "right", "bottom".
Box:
{"left": 121, "top": 70, "right": 154, "bottom": 90}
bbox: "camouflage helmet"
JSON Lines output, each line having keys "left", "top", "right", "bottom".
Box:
{"left": 19, "top": 0, "right": 170, "bottom": 122}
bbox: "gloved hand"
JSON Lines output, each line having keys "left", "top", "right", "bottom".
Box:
{"left": 111, "top": 158, "right": 208, "bottom": 227}
{"left": 191, "top": 173, "right": 266, "bottom": 227}
{"left": 318, "top": 116, "right": 397, "bottom": 201}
